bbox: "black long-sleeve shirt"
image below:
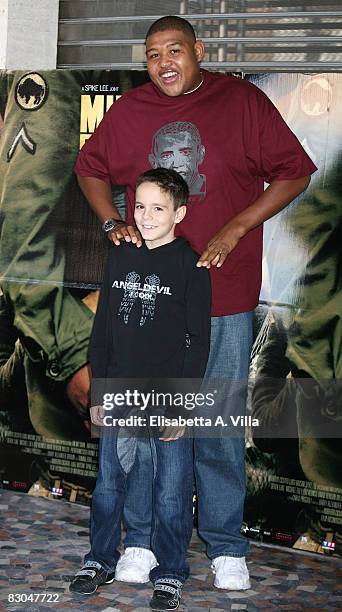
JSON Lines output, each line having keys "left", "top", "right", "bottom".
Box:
{"left": 89, "top": 238, "right": 211, "bottom": 382}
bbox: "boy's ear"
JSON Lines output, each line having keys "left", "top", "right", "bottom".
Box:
{"left": 175, "top": 205, "right": 187, "bottom": 224}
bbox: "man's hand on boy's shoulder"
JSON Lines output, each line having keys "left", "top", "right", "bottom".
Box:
{"left": 159, "top": 424, "right": 186, "bottom": 442}
{"left": 196, "top": 218, "right": 245, "bottom": 269}
{"left": 108, "top": 223, "right": 143, "bottom": 247}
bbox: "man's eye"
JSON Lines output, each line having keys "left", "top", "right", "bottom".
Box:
{"left": 155, "top": 207, "right": 163, "bottom": 212}
{"left": 170, "top": 49, "right": 180, "bottom": 54}
{"left": 180, "top": 148, "right": 193, "bottom": 157}
{"left": 161, "top": 152, "right": 173, "bottom": 159}
{"left": 148, "top": 53, "right": 159, "bottom": 60}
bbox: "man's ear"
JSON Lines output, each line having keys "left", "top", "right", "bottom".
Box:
{"left": 175, "top": 205, "right": 187, "bottom": 224}
{"left": 198, "top": 144, "right": 205, "bottom": 164}
{"left": 194, "top": 40, "right": 205, "bottom": 62}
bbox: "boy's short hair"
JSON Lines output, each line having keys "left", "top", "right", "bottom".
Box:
{"left": 145, "top": 15, "right": 196, "bottom": 42}
{"left": 136, "top": 168, "right": 189, "bottom": 210}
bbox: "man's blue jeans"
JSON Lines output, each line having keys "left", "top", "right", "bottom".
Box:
{"left": 195, "top": 312, "right": 253, "bottom": 559}
{"left": 122, "top": 312, "right": 253, "bottom": 562}
{"left": 85, "top": 429, "right": 193, "bottom": 583}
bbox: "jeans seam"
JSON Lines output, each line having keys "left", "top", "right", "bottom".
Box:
{"left": 123, "top": 544, "right": 151, "bottom": 551}
{"left": 211, "top": 552, "right": 246, "bottom": 559}
{"left": 151, "top": 570, "right": 185, "bottom": 584}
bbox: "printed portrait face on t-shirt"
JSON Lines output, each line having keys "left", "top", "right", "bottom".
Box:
{"left": 149, "top": 121, "right": 206, "bottom": 196}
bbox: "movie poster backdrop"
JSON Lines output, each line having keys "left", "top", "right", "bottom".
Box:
{"left": 0, "top": 70, "right": 340, "bottom": 554}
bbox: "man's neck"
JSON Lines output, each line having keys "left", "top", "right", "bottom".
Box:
{"left": 184, "top": 72, "right": 204, "bottom": 95}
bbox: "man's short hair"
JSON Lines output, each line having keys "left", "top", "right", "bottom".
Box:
{"left": 136, "top": 168, "right": 189, "bottom": 210}
{"left": 145, "top": 15, "right": 196, "bottom": 42}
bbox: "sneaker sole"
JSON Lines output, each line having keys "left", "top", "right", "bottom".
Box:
{"left": 213, "top": 579, "right": 251, "bottom": 590}
{"left": 115, "top": 576, "right": 150, "bottom": 584}
{"left": 69, "top": 585, "right": 99, "bottom": 595}
{"left": 69, "top": 576, "right": 115, "bottom": 595}
{"left": 150, "top": 603, "right": 179, "bottom": 611}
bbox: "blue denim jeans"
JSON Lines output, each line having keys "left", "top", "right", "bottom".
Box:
{"left": 195, "top": 312, "right": 253, "bottom": 559}
{"left": 150, "top": 436, "right": 193, "bottom": 584}
{"left": 85, "top": 429, "right": 193, "bottom": 583}
{"left": 123, "top": 436, "right": 154, "bottom": 550}
{"left": 121, "top": 312, "right": 253, "bottom": 563}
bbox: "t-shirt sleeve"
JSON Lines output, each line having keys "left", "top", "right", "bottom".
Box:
{"left": 251, "top": 87, "right": 317, "bottom": 183}
{"left": 74, "top": 111, "right": 113, "bottom": 185}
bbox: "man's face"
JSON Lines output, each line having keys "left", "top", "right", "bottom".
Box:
{"left": 146, "top": 29, "right": 204, "bottom": 97}
{"left": 151, "top": 130, "right": 203, "bottom": 188}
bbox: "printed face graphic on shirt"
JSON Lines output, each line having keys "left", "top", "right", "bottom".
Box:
{"left": 149, "top": 121, "right": 206, "bottom": 196}
{"left": 115, "top": 271, "right": 172, "bottom": 327}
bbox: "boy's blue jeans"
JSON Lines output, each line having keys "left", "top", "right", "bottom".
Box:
{"left": 121, "top": 311, "right": 253, "bottom": 561}
{"left": 84, "top": 428, "right": 193, "bottom": 583}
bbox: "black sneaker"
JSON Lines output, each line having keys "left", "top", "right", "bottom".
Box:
{"left": 69, "top": 561, "right": 115, "bottom": 595}
{"left": 150, "top": 579, "right": 182, "bottom": 611}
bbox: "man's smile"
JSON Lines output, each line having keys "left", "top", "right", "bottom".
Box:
{"left": 159, "top": 70, "right": 179, "bottom": 84}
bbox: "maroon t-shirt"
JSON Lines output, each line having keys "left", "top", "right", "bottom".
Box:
{"left": 75, "top": 70, "right": 317, "bottom": 316}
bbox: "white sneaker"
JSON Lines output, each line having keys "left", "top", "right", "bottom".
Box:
{"left": 115, "top": 547, "right": 158, "bottom": 583}
{"left": 211, "top": 556, "right": 251, "bottom": 590}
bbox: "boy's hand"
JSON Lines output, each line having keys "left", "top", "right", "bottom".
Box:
{"left": 159, "top": 425, "right": 186, "bottom": 441}
{"left": 90, "top": 405, "right": 106, "bottom": 426}
{"left": 108, "top": 223, "right": 143, "bottom": 247}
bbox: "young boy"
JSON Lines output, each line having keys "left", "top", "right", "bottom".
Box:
{"left": 70, "top": 168, "right": 211, "bottom": 610}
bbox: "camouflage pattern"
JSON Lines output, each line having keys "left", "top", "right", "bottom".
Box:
{"left": 0, "top": 71, "right": 94, "bottom": 438}
{"left": 0, "top": 70, "right": 94, "bottom": 383}
{"left": 286, "top": 158, "right": 342, "bottom": 382}
{"left": 0, "top": 290, "right": 89, "bottom": 440}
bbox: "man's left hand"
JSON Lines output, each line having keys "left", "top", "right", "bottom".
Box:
{"left": 197, "top": 176, "right": 312, "bottom": 269}
{"left": 197, "top": 221, "right": 244, "bottom": 268}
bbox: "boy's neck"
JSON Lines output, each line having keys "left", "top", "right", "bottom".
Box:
{"left": 145, "top": 234, "right": 177, "bottom": 250}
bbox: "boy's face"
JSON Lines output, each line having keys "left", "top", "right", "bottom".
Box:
{"left": 134, "top": 182, "right": 186, "bottom": 249}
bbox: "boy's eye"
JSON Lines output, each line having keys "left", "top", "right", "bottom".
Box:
{"left": 155, "top": 207, "right": 163, "bottom": 211}
{"left": 170, "top": 48, "right": 180, "bottom": 54}
{"left": 135, "top": 204, "right": 143, "bottom": 210}
{"left": 148, "top": 53, "right": 159, "bottom": 60}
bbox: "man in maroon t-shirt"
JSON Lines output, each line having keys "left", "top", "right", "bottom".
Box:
{"left": 74, "top": 15, "right": 316, "bottom": 599}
